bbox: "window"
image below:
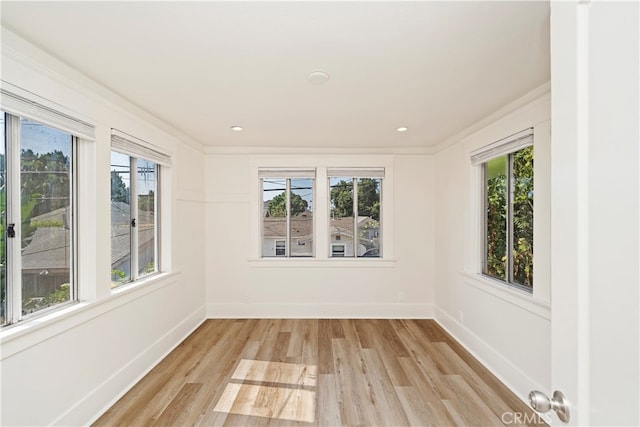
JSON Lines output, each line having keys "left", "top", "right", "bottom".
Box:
{"left": 110, "top": 130, "right": 168, "bottom": 287}
{"left": 474, "top": 129, "right": 534, "bottom": 290}
{"left": 1, "top": 112, "right": 79, "bottom": 325}
{"left": 331, "top": 244, "right": 345, "bottom": 257}
{"left": 261, "top": 170, "right": 315, "bottom": 258}
{"left": 328, "top": 169, "right": 383, "bottom": 258}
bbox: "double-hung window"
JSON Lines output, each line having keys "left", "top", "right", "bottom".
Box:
{"left": 472, "top": 129, "right": 534, "bottom": 290}
{"left": 260, "top": 170, "right": 315, "bottom": 258}
{"left": 328, "top": 169, "right": 383, "bottom": 258}
{"left": 1, "top": 88, "right": 94, "bottom": 326}
{"left": 110, "top": 131, "right": 168, "bottom": 287}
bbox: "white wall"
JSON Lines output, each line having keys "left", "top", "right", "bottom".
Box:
{"left": 433, "top": 87, "right": 552, "bottom": 402}
{"left": 205, "top": 152, "right": 435, "bottom": 318}
{"left": 0, "top": 29, "right": 206, "bottom": 426}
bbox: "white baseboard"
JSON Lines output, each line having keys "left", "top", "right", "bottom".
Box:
{"left": 433, "top": 306, "right": 548, "bottom": 405}
{"left": 207, "top": 303, "right": 434, "bottom": 319}
{"left": 53, "top": 305, "right": 207, "bottom": 426}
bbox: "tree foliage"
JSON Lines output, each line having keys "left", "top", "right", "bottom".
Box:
{"left": 111, "top": 171, "right": 129, "bottom": 203}
{"left": 267, "top": 192, "right": 308, "bottom": 217}
{"left": 330, "top": 178, "right": 380, "bottom": 220}
{"left": 21, "top": 149, "right": 70, "bottom": 217}
{"left": 485, "top": 146, "right": 533, "bottom": 287}
{"left": 1, "top": 149, "right": 72, "bottom": 320}
{"left": 512, "top": 146, "right": 534, "bottom": 286}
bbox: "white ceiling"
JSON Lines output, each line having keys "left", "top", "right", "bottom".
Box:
{"left": 1, "top": 1, "right": 550, "bottom": 149}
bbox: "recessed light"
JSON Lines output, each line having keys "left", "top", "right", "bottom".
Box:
{"left": 231, "top": 126, "right": 244, "bottom": 131}
{"left": 307, "top": 71, "right": 330, "bottom": 85}
{"left": 396, "top": 126, "right": 409, "bottom": 132}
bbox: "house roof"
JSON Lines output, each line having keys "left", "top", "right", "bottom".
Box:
{"left": 263, "top": 213, "right": 313, "bottom": 240}
{"left": 21, "top": 204, "right": 155, "bottom": 271}
{"left": 263, "top": 214, "right": 378, "bottom": 240}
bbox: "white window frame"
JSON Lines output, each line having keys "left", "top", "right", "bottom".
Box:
{"left": 477, "top": 138, "right": 534, "bottom": 292}
{"left": 249, "top": 156, "right": 395, "bottom": 266}
{"left": 327, "top": 168, "right": 384, "bottom": 258}
{"left": 110, "top": 130, "right": 169, "bottom": 288}
{"left": 463, "top": 113, "right": 551, "bottom": 314}
{"left": 331, "top": 244, "right": 345, "bottom": 257}
{"left": 0, "top": 84, "right": 95, "bottom": 326}
{"left": 259, "top": 169, "right": 316, "bottom": 259}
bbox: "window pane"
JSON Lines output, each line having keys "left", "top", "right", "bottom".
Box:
{"left": 111, "top": 151, "right": 131, "bottom": 286}
{"left": 329, "top": 177, "right": 354, "bottom": 257}
{"left": 485, "top": 155, "right": 507, "bottom": 281}
{"left": 356, "top": 178, "right": 381, "bottom": 258}
{"left": 20, "top": 118, "right": 72, "bottom": 315}
{"left": 263, "top": 178, "right": 287, "bottom": 257}
{"left": 290, "top": 178, "right": 313, "bottom": 257}
{"left": 0, "top": 114, "right": 6, "bottom": 325}
{"left": 512, "top": 146, "right": 534, "bottom": 287}
{"left": 137, "top": 159, "right": 157, "bottom": 277}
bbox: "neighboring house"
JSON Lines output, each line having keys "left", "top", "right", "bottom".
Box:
{"left": 21, "top": 203, "right": 156, "bottom": 299}
{"left": 262, "top": 211, "right": 313, "bottom": 257}
{"left": 21, "top": 206, "right": 72, "bottom": 302}
{"left": 110, "top": 201, "right": 155, "bottom": 281}
{"left": 261, "top": 213, "right": 380, "bottom": 257}
{"left": 329, "top": 216, "right": 380, "bottom": 257}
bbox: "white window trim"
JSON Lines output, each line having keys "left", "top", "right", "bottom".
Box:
{"left": 327, "top": 170, "right": 384, "bottom": 259}
{"left": 249, "top": 155, "right": 395, "bottom": 266}
{"left": 110, "top": 131, "right": 171, "bottom": 287}
{"left": 1, "top": 112, "right": 81, "bottom": 326}
{"left": 260, "top": 169, "right": 316, "bottom": 258}
{"left": 470, "top": 128, "right": 533, "bottom": 166}
{"left": 1, "top": 81, "right": 95, "bottom": 140}
{"left": 463, "top": 115, "right": 551, "bottom": 309}
{"left": 111, "top": 129, "right": 171, "bottom": 166}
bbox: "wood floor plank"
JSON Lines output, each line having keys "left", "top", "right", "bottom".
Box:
{"left": 152, "top": 382, "right": 203, "bottom": 427}
{"left": 397, "top": 356, "right": 458, "bottom": 425}
{"left": 332, "top": 337, "right": 381, "bottom": 426}
{"left": 317, "top": 374, "right": 341, "bottom": 427}
{"left": 94, "top": 319, "right": 545, "bottom": 427}
{"left": 366, "top": 320, "right": 412, "bottom": 386}
{"left": 360, "top": 348, "right": 411, "bottom": 426}
{"left": 317, "top": 319, "right": 335, "bottom": 375}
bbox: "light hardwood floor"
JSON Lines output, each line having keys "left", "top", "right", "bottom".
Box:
{"left": 94, "top": 319, "right": 545, "bottom": 426}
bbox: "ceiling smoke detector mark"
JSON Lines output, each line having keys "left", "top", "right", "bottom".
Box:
{"left": 307, "top": 71, "right": 330, "bottom": 85}
{"left": 231, "top": 126, "right": 244, "bottom": 131}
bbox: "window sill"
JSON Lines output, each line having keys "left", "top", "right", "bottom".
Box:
{"left": 249, "top": 258, "right": 397, "bottom": 268}
{"left": 461, "top": 272, "right": 551, "bottom": 320}
{"left": 0, "top": 271, "right": 179, "bottom": 360}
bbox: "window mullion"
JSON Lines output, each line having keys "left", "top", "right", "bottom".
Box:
{"left": 507, "top": 153, "right": 515, "bottom": 284}
{"left": 70, "top": 137, "right": 78, "bottom": 302}
{"left": 130, "top": 157, "right": 139, "bottom": 280}
{"left": 6, "top": 114, "right": 21, "bottom": 324}
{"left": 286, "top": 179, "right": 291, "bottom": 257}
{"left": 481, "top": 164, "right": 488, "bottom": 274}
{"left": 352, "top": 178, "right": 358, "bottom": 258}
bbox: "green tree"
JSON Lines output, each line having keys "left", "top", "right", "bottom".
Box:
{"left": 111, "top": 171, "right": 129, "bottom": 203}
{"left": 357, "top": 178, "right": 380, "bottom": 220}
{"left": 486, "top": 172, "right": 507, "bottom": 280}
{"left": 330, "top": 180, "right": 354, "bottom": 218}
{"left": 512, "top": 146, "right": 534, "bottom": 286}
{"left": 267, "top": 192, "right": 308, "bottom": 217}
{"left": 21, "top": 149, "right": 70, "bottom": 217}
{"left": 138, "top": 190, "right": 154, "bottom": 212}
{"left": 485, "top": 146, "right": 533, "bottom": 287}
{"left": 330, "top": 178, "right": 380, "bottom": 220}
